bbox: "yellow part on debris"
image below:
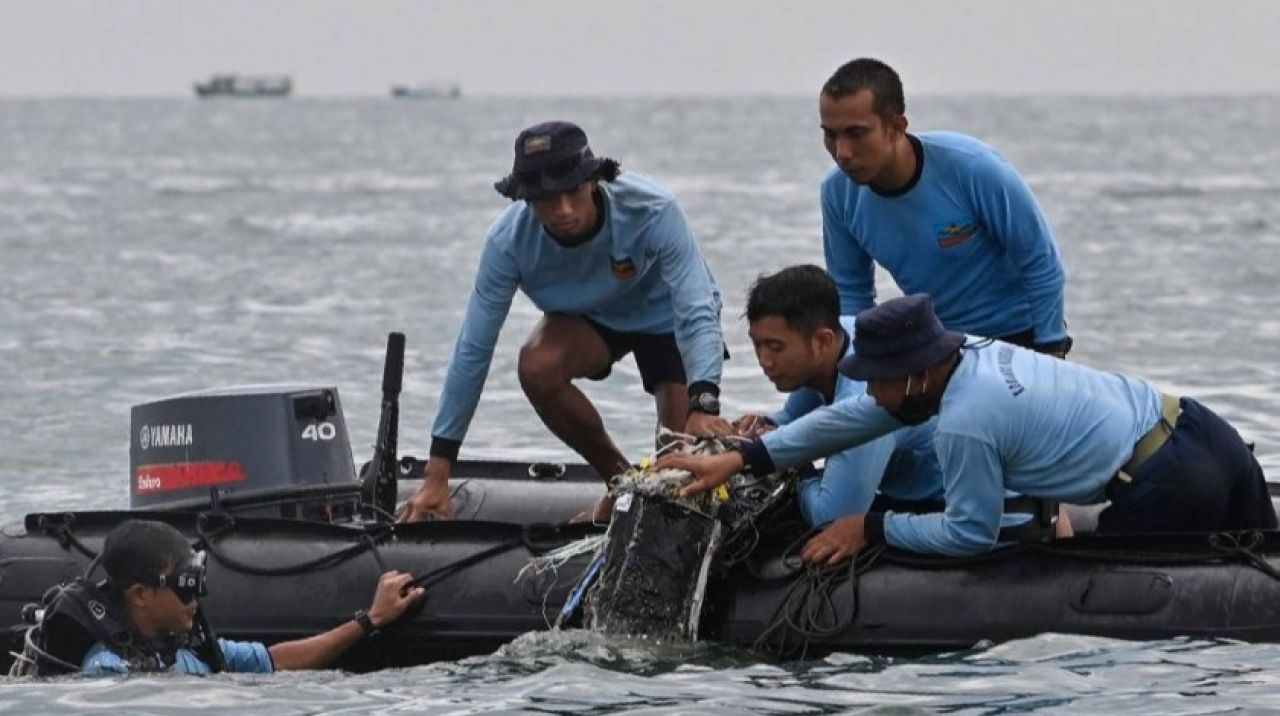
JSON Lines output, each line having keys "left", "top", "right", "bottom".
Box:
{"left": 714, "top": 485, "right": 730, "bottom": 502}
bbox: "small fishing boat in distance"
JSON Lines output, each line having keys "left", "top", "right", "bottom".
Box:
{"left": 194, "top": 74, "right": 293, "bottom": 98}
{"left": 391, "top": 81, "right": 461, "bottom": 99}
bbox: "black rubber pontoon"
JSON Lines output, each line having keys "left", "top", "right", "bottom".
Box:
{"left": 4, "top": 466, "right": 1280, "bottom": 672}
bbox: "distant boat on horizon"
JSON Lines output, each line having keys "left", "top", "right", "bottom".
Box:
{"left": 194, "top": 74, "right": 293, "bottom": 98}
{"left": 390, "top": 81, "right": 461, "bottom": 100}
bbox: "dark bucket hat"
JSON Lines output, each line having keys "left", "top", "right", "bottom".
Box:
{"left": 494, "top": 121, "right": 610, "bottom": 201}
{"left": 838, "top": 294, "right": 965, "bottom": 381}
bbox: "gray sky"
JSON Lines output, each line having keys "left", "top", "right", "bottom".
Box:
{"left": 2, "top": 0, "right": 1278, "bottom": 96}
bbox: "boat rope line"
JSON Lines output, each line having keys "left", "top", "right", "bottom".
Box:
{"left": 734, "top": 515, "right": 820, "bottom": 581}
{"left": 752, "top": 546, "right": 886, "bottom": 659}
{"left": 365, "top": 532, "right": 390, "bottom": 573}
{"left": 30, "top": 512, "right": 396, "bottom": 582}
{"left": 1208, "top": 531, "right": 1280, "bottom": 581}
{"left": 36, "top": 515, "right": 97, "bottom": 561}
{"left": 407, "top": 539, "right": 523, "bottom": 590}
{"left": 193, "top": 513, "right": 395, "bottom": 578}
{"left": 362, "top": 501, "right": 398, "bottom": 525}
{"left": 720, "top": 519, "right": 765, "bottom": 568}
{"left": 32, "top": 513, "right": 592, "bottom": 592}
{"left": 406, "top": 522, "right": 580, "bottom": 591}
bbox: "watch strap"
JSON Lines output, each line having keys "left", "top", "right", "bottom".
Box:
{"left": 353, "top": 608, "right": 378, "bottom": 638}
{"left": 688, "top": 392, "right": 720, "bottom": 416}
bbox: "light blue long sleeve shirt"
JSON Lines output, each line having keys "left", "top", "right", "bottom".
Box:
{"left": 756, "top": 392, "right": 903, "bottom": 473}
{"left": 822, "top": 132, "right": 1067, "bottom": 343}
{"left": 82, "top": 638, "right": 274, "bottom": 675}
{"left": 881, "top": 340, "right": 1161, "bottom": 555}
{"left": 431, "top": 172, "right": 724, "bottom": 446}
{"left": 769, "top": 319, "right": 942, "bottom": 526}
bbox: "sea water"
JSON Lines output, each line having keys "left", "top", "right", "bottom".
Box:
{"left": 2, "top": 95, "right": 1279, "bottom": 713}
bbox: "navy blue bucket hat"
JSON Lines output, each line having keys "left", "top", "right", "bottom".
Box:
{"left": 839, "top": 294, "right": 965, "bottom": 381}
{"left": 494, "top": 121, "right": 616, "bottom": 201}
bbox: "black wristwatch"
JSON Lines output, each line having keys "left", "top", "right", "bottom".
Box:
{"left": 688, "top": 391, "right": 721, "bottom": 416}
{"left": 353, "top": 609, "right": 379, "bottom": 638}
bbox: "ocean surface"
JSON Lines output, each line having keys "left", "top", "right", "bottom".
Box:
{"left": 2, "top": 95, "right": 1279, "bottom": 713}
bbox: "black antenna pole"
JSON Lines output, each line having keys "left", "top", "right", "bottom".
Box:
{"left": 362, "top": 332, "right": 404, "bottom": 520}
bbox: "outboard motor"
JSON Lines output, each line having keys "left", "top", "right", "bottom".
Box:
{"left": 129, "top": 385, "right": 359, "bottom": 519}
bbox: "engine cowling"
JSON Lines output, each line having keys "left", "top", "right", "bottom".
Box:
{"left": 129, "top": 385, "right": 357, "bottom": 514}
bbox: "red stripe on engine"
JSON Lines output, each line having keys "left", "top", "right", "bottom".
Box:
{"left": 133, "top": 462, "right": 246, "bottom": 495}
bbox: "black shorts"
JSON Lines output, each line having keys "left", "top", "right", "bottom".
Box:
{"left": 998, "top": 328, "right": 1073, "bottom": 357}
{"left": 583, "top": 319, "right": 687, "bottom": 394}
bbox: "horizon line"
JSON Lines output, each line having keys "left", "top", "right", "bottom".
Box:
{"left": 2, "top": 89, "right": 1279, "bottom": 100}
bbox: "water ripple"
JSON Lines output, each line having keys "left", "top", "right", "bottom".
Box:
{"left": 4, "top": 96, "right": 1280, "bottom": 712}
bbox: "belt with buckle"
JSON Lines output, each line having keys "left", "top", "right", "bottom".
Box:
{"left": 1113, "top": 393, "right": 1181, "bottom": 485}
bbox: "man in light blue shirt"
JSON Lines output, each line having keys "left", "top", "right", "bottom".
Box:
{"left": 662, "top": 295, "right": 1274, "bottom": 559}
{"left": 819, "top": 58, "right": 1070, "bottom": 356}
{"left": 56, "top": 520, "right": 424, "bottom": 676}
{"left": 733, "top": 264, "right": 941, "bottom": 526}
{"left": 401, "top": 121, "right": 730, "bottom": 523}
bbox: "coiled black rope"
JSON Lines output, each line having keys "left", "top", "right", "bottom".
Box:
{"left": 752, "top": 544, "right": 885, "bottom": 659}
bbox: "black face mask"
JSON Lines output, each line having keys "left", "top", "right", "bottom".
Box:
{"left": 892, "top": 394, "right": 937, "bottom": 425}
{"left": 890, "top": 373, "right": 940, "bottom": 426}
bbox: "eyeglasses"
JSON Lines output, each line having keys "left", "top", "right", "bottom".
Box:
{"left": 154, "top": 551, "right": 208, "bottom": 604}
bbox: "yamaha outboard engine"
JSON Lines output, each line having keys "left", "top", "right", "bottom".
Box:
{"left": 129, "top": 385, "right": 359, "bottom": 519}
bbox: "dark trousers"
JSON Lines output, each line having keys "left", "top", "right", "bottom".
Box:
{"left": 1098, "top": 398, "right": 1276, "bottom": 533}
{"left": 998, "top": 328, "right": 1072, "bottom": 356}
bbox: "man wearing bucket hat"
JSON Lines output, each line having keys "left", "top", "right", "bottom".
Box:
{"left": 401, "top": 121, "right": 731, "bottom": 524}
{"left": 819, "top": 58, "right": 1071, "bottom": 356}
{"left": 660, "top": 294, "right": 1274, "bottom": 559}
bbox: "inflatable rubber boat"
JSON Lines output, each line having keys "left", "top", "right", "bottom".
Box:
{"left": 4, "top": 335, "right": 1280, "bottom": 672}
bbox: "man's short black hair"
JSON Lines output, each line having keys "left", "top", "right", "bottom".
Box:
{"left": 746, "top": 264, "right": 843, "bottom": 336}
{"left": 821, "top": 58, "right": 905, "bottom": 119}
{"left": 101, "top": 520, "right": 192, "bottom": 591}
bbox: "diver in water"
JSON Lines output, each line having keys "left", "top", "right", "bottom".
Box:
{"left": 12, "top": 519, "right": 424, "bottom": 676}
{"left": 400, "top": 120, "right": 731, "bottom": 524}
